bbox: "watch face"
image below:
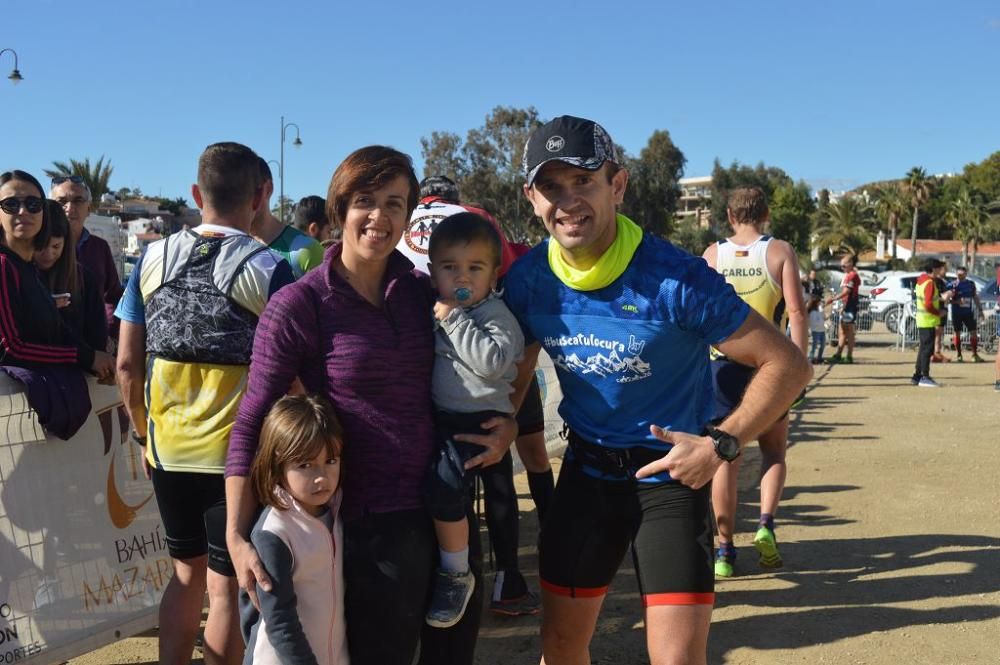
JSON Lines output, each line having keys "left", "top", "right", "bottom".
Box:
{"left": 713, "top": 431, "right": 740, "bottom": 461}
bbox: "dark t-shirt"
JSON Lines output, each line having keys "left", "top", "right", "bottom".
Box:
{"left": 841, "top": 271, "right": 861, "bottom": 314}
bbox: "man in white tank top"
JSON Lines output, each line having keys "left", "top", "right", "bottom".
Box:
{"left": 702, "top": 186, "right": 807, "bottom": 578}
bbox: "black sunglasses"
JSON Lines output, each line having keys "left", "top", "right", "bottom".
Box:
{"left": 51, "top": 175, "right": 86, "bottom": 186}
{"left": 0, "top": 196, "right": 45, "bottom": 214}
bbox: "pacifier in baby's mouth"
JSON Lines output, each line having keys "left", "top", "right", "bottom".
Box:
{"left": 454, "top": 287, "right": 472, "bottom": 302}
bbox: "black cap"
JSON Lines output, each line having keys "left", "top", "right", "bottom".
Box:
{"left": 419, "top": 175, "right": 460, "bottom": 202}
{"left": 522, "top": 115, "right": 619, "bottom": 187}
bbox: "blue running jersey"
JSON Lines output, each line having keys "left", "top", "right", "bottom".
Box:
{"left": 504, "top": 235, "right": 750, "bottom": 451}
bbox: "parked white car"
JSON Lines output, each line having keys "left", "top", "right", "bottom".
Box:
{"left": 869, "top": 272, "right": 992, "bottom": 333}
{"left": 823, "top": 269, "right": 882, "bottom": 298}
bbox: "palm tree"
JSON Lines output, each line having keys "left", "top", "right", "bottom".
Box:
{"left": 44, "top": 156, "right": 114, "bottom": 211}
{"left": 901, "top": 166, "right": 933, "bottom": 257}
{"left": 873, "top": 184, "right": 907, "bottom": 262}
{"left": 813, "top": 196, "right": 876, "bottom": 257}
{"left": 948, "top": 190, "right": 991, "bottom": 268}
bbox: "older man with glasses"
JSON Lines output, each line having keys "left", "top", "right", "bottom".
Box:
{"left": 50, "top": 175, "right": 124, "bottom": 345}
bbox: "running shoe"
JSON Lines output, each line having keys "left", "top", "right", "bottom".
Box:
{"left": 917, "top": 377, "right": 940, "bottom": 388}
{"left": 972, "top": 354, "right": 985, "bottom": 363}
{"left": 910, "top": 375, "right": 920, "bottom": 386}
{"left": 753, "top": 526, "right": 783, "bottom": 569}
{"left": 714, "top": 555, "right": 735, "bottom": 578}
{"left": 954, "top": 355, "right": 964, "bottom": 362}
{"left": 714, "top": 546, "right": 736, "bottom": 578}
{"left": 489, "top": 591, "right": 541, "bottom": 616}
{"left": 994, "top": 380, "right": 1000, "bottom": 392}
{"left": 844, "top": 356, "right": 854, "bottom": 364}
{"left": 426, "top": 568, "right": 476, "bottom": 628}
{"left": 826, "top": 354, "right": 842, "bottom": 365}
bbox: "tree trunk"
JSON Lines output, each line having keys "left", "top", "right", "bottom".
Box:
{"left": 971, "top": 241, "right": 978, "bottom": 273}
{"left": 962, "top": 241, "right": 969, "bottom": 269}
{"left": 890, "top": 222, "right": 898, "bottom": 261}
{"left": 909, "top": 206, "right": 919, "bottom": 259}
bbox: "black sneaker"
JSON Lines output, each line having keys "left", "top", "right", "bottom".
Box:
{"left": 910, "top": 375, "right": 920, "bottom": 386}
{"left": 425, "top": 568, "right": 475, "bottom": 628}
{"left": 489, "top": 591, "right": 541, "bottom": 616}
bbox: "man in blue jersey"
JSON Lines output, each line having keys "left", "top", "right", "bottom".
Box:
{"left": 503, "top": 115, "right": 812, "bottom": 665}
{"left": 947, "top": 266, "right": 983, "bottom": 362}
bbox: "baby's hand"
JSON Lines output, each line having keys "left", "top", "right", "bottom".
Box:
{"left": 434, "top": 299, "right": 457, "bottom": 321}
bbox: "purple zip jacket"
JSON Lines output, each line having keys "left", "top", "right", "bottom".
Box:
{"left": 226, "top": 243, "right": 437, "bottom": 522}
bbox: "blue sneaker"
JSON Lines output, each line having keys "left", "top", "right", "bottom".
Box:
{"left": 426, "top": 568, "right": 476, "bottom": 628}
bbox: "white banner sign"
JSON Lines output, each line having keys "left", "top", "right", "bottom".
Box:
{"left": 0, "top": 375, "right": 165, "bottom": 665}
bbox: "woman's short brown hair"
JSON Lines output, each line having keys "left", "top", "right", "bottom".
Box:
{"left": 326, "top": 146, "right": 420, "bottom": 232}
{"left": 250, "top": 394, "right": 344, "bottom": 511}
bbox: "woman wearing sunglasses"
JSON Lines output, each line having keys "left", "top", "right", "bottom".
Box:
{"left": 34, "top": 200, "right": 109, "bottom": 353}
{"left": 0, "top": 170, "right": 115, "bottom": 381}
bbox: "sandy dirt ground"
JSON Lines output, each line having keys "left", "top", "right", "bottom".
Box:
{"left": 69, "top": 339, "right": 1000, "bottom": 665}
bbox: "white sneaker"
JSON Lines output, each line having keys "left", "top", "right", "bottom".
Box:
{"left": 917, "top": 377, "right": 940, "bottom": 388}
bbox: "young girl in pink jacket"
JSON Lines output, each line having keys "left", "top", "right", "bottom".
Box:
{"left": 240, "top": 395, "right": 348, "bottom": 665}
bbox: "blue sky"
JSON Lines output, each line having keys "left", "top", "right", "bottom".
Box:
{"left": 5, "top": 0, "right": 999, "bottom": 206}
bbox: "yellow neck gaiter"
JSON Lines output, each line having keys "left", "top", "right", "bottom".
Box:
{"left": 548, "top": 214, "right": 643, "bottom": 291}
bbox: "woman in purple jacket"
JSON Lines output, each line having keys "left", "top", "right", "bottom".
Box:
{"left": 225, "top": 146, "right": 517, "bottom": 665}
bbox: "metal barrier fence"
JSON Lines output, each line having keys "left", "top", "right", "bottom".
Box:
{"left": 894, "top": 301, "right": 999, "bottom": 353}
{"left": 823, "top": 298, "right": 997, "bottom": 354}
{"left": 825, "top": 299, "right": 880, "bottom": 347}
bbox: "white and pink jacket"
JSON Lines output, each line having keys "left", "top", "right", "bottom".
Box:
{"left": 240, "top": 488, "right": 348, "bottom": 665}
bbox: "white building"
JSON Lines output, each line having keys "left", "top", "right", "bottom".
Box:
{"left": 677, "top": 176, "right": 712, "bottom": 228}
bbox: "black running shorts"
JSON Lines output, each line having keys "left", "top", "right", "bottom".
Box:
{"left": 538, "top": 459, "right": 714, "bottom": 606}
{"left": 952, "top": 311, "right": 976, "bottom": 334}
{"left": 150, "top": 468, "right": 235, "bottom": 576}
{"left": 515, "top": 375, "right": 544, "bottom": 436}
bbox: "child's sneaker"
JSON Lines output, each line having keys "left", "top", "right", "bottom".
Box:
{"left": 426, "top": 568, "right": 476, "bottom": 628}
{"left": 753, "top": 526, "right": 783, "bottom": 569}
{"left": 972, "top": 354, "right": 985, "bottom": 363}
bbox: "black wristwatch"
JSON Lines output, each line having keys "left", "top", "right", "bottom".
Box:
{"left": 130, "top": 429, "right": 147, "bottom": 446}
{"left": 707, "top": 427, "right": 740, "bottom": 462}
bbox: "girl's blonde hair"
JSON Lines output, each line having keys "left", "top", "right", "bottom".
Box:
{"left": 250, "top": 394, "right": 344, "bottom": 510}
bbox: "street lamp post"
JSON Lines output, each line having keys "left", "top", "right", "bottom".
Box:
{"left": 0, "top": 48, "right": 24, "bottom": 84}
{"left": 279, "top": 116, "right": 302, "bottom": 224}
{"left": 266, "top": 160, "right": 281, "bottom": 218}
